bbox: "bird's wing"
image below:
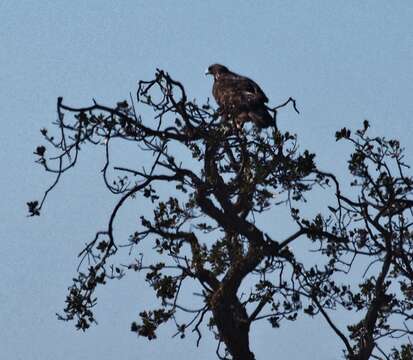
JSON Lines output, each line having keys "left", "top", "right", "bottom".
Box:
{"left": 224, "top": 74, "right": 269, "bottom": 105}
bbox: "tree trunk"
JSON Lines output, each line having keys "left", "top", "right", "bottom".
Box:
{"left": 211, "top": 290, "right": 255, "bottom": 360}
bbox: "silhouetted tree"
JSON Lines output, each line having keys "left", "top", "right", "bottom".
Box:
{"left": 29, "top": 70, "right": 413, "bottom": 360}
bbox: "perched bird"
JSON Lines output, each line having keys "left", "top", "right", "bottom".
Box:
{"left": 206, "top": 64, "right": 273, "bottom": 129}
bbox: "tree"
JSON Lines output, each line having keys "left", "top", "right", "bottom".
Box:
{"left": 29, "top": 70, "right": 413, "bottom": 360}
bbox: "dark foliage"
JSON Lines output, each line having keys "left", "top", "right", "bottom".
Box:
{"left": 30, "top": 70, "right": 413, "bottom": 360}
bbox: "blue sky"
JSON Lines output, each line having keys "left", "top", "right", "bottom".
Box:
{"left": 1, "top": 1, "right": 412, "bottom": 359}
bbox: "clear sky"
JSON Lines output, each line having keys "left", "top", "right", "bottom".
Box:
{"left": 1, "top": 1, "right": 412, "bottom": 359}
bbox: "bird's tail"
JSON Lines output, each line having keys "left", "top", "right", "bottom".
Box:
{"left": 248, "top": 107, "right": 274, "bottom": 128}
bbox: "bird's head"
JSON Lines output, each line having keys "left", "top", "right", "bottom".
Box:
{"left": 205, "top": 64, "right": 229, "bottom": 79}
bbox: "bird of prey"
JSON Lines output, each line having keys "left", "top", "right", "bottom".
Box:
{"left": 206, "top": 64, "right": 273, "bottom": 129}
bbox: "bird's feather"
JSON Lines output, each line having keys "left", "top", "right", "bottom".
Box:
{"left": 208, "top": 64, "right": 272, "bottom": 128}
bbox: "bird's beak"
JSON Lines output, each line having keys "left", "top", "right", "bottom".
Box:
{"left": 205, "top": 69, "right": 211, "bottom": 76}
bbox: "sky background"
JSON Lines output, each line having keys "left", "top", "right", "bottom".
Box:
{"left": 1, "top": 1, "right": 413, "bottom": 359}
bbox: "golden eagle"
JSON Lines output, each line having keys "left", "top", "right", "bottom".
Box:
{"left": 206, "top": 64, "right": 273, "bottom": 129}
